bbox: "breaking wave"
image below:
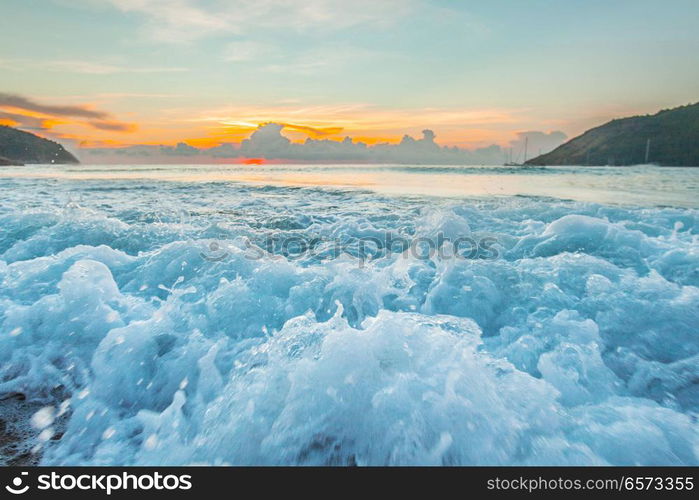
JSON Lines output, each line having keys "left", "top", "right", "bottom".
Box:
{"left": 0, "top": 176, "right": 698, "bottom": 465}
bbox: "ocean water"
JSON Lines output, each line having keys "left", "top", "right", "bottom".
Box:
{"left": 0, "top": 164, "right": 697, "bottom": 465}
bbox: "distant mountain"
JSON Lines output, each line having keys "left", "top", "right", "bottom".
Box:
{"left": 0, "top": 126, "right": 79, "bottom": 165}
{"left": 526, "top": 102, "right": 699, "bottom": 167}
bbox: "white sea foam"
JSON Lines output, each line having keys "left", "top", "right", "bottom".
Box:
{"left": 0, "top": 171, "right": 698, "bottom": 465}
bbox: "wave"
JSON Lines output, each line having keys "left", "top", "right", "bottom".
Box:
{"left": 0, "top": 179, "right": 697, "bottom": 465}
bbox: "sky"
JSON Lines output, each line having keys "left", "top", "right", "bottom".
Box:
{"left": 1, "top": 0, "right": 698, "bottom": 158}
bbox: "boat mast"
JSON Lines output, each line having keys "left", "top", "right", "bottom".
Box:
{"left": 645, "top": 138, "right": 651, "bottom": 164}
{"left": 523, "top": 137, "right": 528, "bottom": 163}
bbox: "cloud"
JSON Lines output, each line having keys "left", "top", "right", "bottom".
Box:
{"left": 0, "top": 93, "right": 137, "bottom": 135}
{"left": 278, "top": 122, "right": 344, "bottom": 137}
{"left": 195, "top": 102, "right": 521, "bottom": 139}
{"left": 80, "top": 123, "right": 517, "bottom": 165}
{"left": 88, "top": 120, "right": 139, "bottom": 132}
{"left": 47, "top": 60, "right": 188, "bottom": 74}
{"left": 0, "top": 93, "right": 108, "bottom": 119}
{"left": 240, "top": 123, "right": 291, "bottom": 156}
{"left": 92, "top": 92, "right": 184, "bottom": 99}
{"left": 102, "top": 0, "right": 414, "bottom": 42}
{"left": 0, "top": 110, "right": 49, "bottom": 130}
{"left": 0, "top": 58, "right": 187, "bottom": 74}
{"left": 77, "top": 120, "right": 571, "bottom": 166}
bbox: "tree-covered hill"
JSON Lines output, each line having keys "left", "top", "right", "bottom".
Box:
{"left": 526, "top": 103, "right": 699, "bottom": 166}
{"left": 0, "top": 126, "right": 79, "bottom": 165}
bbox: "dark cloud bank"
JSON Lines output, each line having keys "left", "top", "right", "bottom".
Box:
{"left": 0, "top": 92, "right": 136, "bottom": 133}
{"left": 82, "top": 123, "right": 567, "bottom": 165}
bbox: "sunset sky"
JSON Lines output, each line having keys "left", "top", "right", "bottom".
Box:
{"left": 1, "top": 0, "right": 698, "bottom": 151}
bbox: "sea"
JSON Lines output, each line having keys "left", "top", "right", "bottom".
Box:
{"left": 0, "top": 163, "right": 697, "bottom": 465}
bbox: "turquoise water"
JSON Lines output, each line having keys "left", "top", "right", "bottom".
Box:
{"left": 0, "top": 164, "right": 697, "bottom": 465}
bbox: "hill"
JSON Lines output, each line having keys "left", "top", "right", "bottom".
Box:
{"left": 0, "top": 155, "right": 21, "bottom": 166}
{"left": 0, "top": 126, "right": 79, "bottom": 165}
{"left": 526, "top": 103, "right": 699, "bottom": 166}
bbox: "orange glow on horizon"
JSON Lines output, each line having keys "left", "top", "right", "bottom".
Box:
{"left": 77, "top": 138, "right": 130, "bottom": 147}
{"left": 242, "top": 157, "right": 265, "bottom": 165}
{"left": 3, "top": 99, "right": 534, "bottom": 151}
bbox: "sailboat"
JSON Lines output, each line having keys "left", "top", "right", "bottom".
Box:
{"left": 504, "top": 136, "right": 529, "bottom": 166}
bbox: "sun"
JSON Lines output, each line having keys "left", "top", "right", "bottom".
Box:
{"left": 242, "top": 157, "right": 265, "bottom": 165}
